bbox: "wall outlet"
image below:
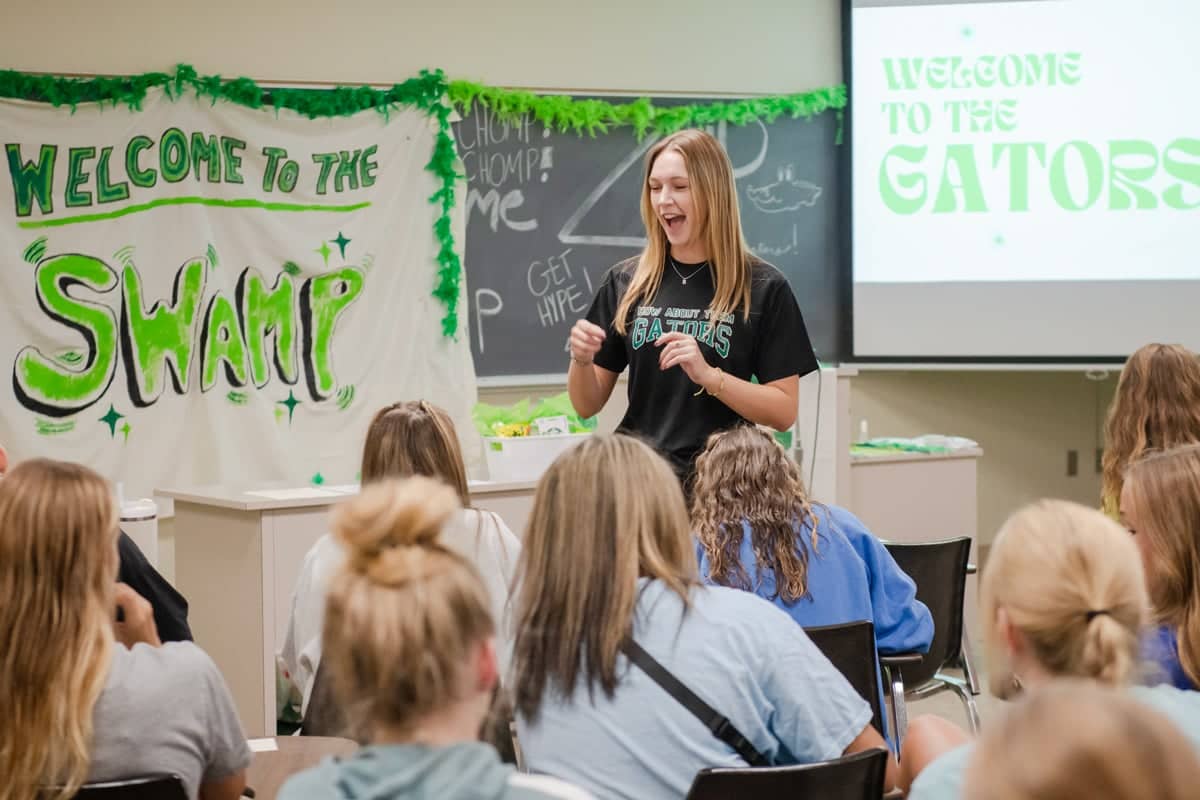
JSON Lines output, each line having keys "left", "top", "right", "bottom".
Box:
{"left": 1067, "top": 449, "right": 1079, "bottom": 477}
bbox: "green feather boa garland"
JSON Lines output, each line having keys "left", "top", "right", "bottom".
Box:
{"left": 0, "top": 64, "right": 846, "bottom": 338}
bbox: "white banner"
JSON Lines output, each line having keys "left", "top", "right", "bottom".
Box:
{"left": 1, "top": 90, "right": 478, "bottom": 497}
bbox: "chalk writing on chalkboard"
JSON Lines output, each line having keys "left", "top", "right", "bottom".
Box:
{"left": 456, "top": 101, "right": 844, "bottom": 377}
{"left": 459, "top": 112, "right": 551, "bottom": 233}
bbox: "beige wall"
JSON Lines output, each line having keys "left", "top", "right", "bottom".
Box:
{"left": 3, "top": 0, "right": 841, "bottom": 94}
{"left": 850, "top": 370, "right": 1117, "bottom": 544}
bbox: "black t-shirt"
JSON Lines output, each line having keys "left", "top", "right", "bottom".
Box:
{"left": 117, "top": 531, "right": 193, "bottom": 643}
{"left": 585, "top": 256, "right": 818, "bottom": 480}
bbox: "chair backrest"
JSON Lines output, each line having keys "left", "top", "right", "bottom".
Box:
{"left": 804, "top": 620, "right": 887, "bottom": 738}
{"left": 684, "top": 747, "right": 889, "bottom": 800}
{"left": 885, "top": 537, "right": 972, "bottom": 687}
{"left": 62, "top": 775, "right": 187, "bottom": 800}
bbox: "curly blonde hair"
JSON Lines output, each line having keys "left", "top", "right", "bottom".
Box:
{"left": 1102, "top": 343, "right": 1200, "bottom": 514}
{"left": 690, "top": 426, "right": 818, "bottom": 603}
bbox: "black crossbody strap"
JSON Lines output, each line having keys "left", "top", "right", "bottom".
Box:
{"left": 621, "top": 639, "right": 769, "bottom": 767}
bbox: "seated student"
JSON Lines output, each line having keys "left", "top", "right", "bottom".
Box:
{"left": 903, "top": 499, "right": 1200, "bottom": 799}
{"left": 963, "top": 682, "right": 1200, "bottom": 800}
{"left": 1101, "top": 342, "right": 1200, "bottom": 517}
{"left": 691, "top": 425, "right": 933, "bottom": 654}
{"left": 511, "top": 434, "right": 898, "bottom": 800}
{"left": 0, "top": 443, "right": 191, "bottom": 642}
{"left": 0, "top": 459, "right": 249, "bottom": 800}
{"left": 281, "top": 400, "right": 520, "bottom": 713}
{"left": 278, "top": 477, "right": 590, "bottom": 800}
{"left": 1122, "top": 443, "right": 1200, "bottom": 690}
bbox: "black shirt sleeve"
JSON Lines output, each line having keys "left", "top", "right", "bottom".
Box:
{"left": 117, "top": 531, "right": 193, "bottom": 643}
{"left": 584, "top": 266, "right": 629, "bottom": 374}
{"left": 753, "top": 277, "right": 819, "bottom": 384}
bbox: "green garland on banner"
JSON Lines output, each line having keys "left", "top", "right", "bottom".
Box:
{"left": 0, "top": 65, "right": 846, "bottom": 339}
{"left": 0, "top": 64, "right": 446, "bottom": 117}
{"left": 447, "top": 80, "right": 846, "bottom": 139}
{"left": 0, "top": 65, "right": 464, "bottom": 335}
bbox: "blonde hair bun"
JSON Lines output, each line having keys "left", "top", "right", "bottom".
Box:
{"left": 332, "top": 477, "right": 460, "bottom": 585}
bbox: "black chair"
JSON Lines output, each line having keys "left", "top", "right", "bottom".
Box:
{"left": 684, "top": 747, "right": 889, "bottom": 800}
{"left": 881, "top": 537, "right": 981, "bottom": 746}
{"left": 64, "top": 775, "right": 187, "bottom": 800}
{"left": 806, "top": 621, "right": 884, "bottom": 737}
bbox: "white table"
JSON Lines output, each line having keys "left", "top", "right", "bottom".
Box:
{"left": 157, "top": 479, "right": 536, "bottom": 737}
{"left": 846, "top": 447, "right": 984, "bottom": 640}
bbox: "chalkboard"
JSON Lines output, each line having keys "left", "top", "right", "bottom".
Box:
{"left": 454, "top": 99, "right": 845, "bottom": 379}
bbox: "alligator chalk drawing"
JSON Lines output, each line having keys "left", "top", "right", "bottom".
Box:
{"left": 746, "top": 165, "right": 822, "bottom": 213}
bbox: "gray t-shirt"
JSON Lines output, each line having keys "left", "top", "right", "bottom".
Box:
{"left": 88, "top": 642, "right": 252, "bottom": 800}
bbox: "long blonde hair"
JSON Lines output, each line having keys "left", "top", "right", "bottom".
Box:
{"left": 323, "top": 476, "right": 494, "bottom": 736}
{"left": 361, "top": 400, "right": 470, "bottom": 503}
{"left": 1102, "top": 343, "right": 1200, "bottom": 513}
{"left": 510, "top": 434, "right": 698, "bottom": 720}
{"left": 691, "top": 426, "right": 819, "bottom": 603}
{"left": 982, "top": 500, "right": 1147, "bottom": 695}
{"left": 965, "top": 681, "right": 1200, "bottom": 800}
{"left": 613, "top": 128, "right": 754, "bottom": 335}
{"left": 1124, "top": 444, "right": 1200, "bottom": 687}
{"left": 0, "top": 459, "right": 120, "bottom": 800}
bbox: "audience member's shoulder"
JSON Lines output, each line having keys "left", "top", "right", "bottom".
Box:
{"left": 817, "top": 504, "right": 880, "bottom": 550}
{"left": 507, "top": 772, "right": 595, "bottom": 800}
{"left": 820, "top": 503, "right": 873, "bottom": 533}
{"left": 132, "top": 640, "right": 222, "bottom": 681}
{"left": 278, "top": 761, "right": 335, "bottom": 800}
{"left": 462, "top": 507, "right": 518, "bottom": 541}
{"left": 908, "top": 742, "right": 972, "bottom": 800}
{"left": 696, "top": 583, "right": 807, "bottom": 633}
{"left": 1130, "top": 685, "right": 1200, "bottom": 739}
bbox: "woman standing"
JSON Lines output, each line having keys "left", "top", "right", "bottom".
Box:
{"left": 567, "top": 129, "right": 817, "bottom": 485}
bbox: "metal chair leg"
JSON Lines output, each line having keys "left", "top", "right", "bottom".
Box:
{"left": 946, "top": 678, "right": 981, "bottom": 734}
{"left": 885, "top": 665, "right": 909, "bottom": 751}
{"left": 960, "top": 633, "right": 982, "bottom": 696}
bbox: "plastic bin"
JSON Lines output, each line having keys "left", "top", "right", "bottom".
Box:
{"left": 483, "top": 432, "right": 591, "bottom": 482}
